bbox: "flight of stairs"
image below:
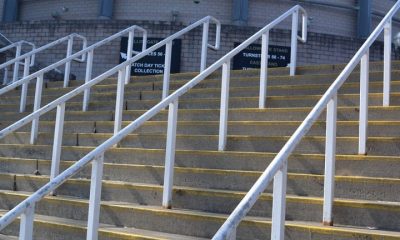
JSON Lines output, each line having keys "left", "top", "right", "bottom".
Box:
{"left": 0, "top": 61, "right": 400, "bottom": 239}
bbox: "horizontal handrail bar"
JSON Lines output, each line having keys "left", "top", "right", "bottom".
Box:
{"left": 0, "top": 33, "right": 86, "bottom": 70}
{"left": 0, "top": 40, "right": 35, "bottom": 54}
{"left": 0, "top": 17, "right": 219, "bottom": 97}
{"left": 0, "top": 16, "right": 221, "bottom": 231}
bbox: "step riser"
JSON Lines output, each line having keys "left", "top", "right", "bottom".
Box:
{"left": 1, "top": 145, "right": 399, "bottom": 178}
{"left": 5, "top": 70, "right": 399, "bottom": 99}
{"left": 2, "top": 121, "right": 400, "bottom": 137}
{"left": 0, "top": 189, "right": 399, "bottom": 238}
{"left": 1, "top": 157, "right": 398, "bottom": 202}
{"left": 41, "top": 61, "right": 400, "bottom": 88}
{"left": 0, "top": 94, "right": 396, "bottom": 112}
{"left": 4, "top": 108, "right": 400, "bottom": 122}
{"left": 1, "top": 133, "right": 398, "bottom": 156}
{"left": 4, "top": 82, "right": 400, "bottom": 105}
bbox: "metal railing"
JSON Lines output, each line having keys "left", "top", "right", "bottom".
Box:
{"left": 212, "top": 1, "right": 400, "bottom": 240}
{"left": 0, "top": 16, "right": 221, "bottom": 240}
{"left": 0, "top": 33, "right": 87, "bottom": 113}
{"left": 0, "top": 40, "right": 36, "bottom": 85}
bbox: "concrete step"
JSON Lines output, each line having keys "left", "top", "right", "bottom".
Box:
{"left": 5, "top": 70, "right": 400, "bottom": 100}
{"left": 0, "top": 157, "right": 399, "bottom": 201}
{"left": 4, "top": 80, "right": 400, "bottom": 105}
{"left": 1, "top": 92, "right": 399, "bottom": 112}
{"left": 0, "top": 207, "right": 206, "bottom": 240}
{"left": 1, "top": 189, "right": 400, "bottom": 239}
{"left": 2, "top": 120, "right": 400, "bottom": 137}
{"left": 1, "top": 145, "right": 399, "bottom": 178}
{"left": 1, "top": 132, "right": 399, "bottom": 156}
{"left": 3, "top": 106, "right": 400, "bottom": 122}
{"left": 42, "top": 61, "right": 400, "bottom": 89}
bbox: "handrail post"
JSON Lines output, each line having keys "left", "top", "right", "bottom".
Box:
{"left": 19, "top": 57, "right": 31, "bottom": 113}
{"left": 63, "top": 37, "right": 74, "bottom": 88}
{"left": 50, "top": 103, "right": 66, "bottom": 183}
{"left": 2, "top": 68, "right": 8, "bottom": 85}
{"left": 19, "top": 202, "right": 35, "bottom": 240}
{"left": 259, "top": 31, "right": 269, "bottom": 109}
{"left": 162, "top": 99, "right": 179, "bottom": 209}
{"left": 200, "top": 20, "right": 210, "bottom": 72}
{"left": 30, "top": 74, "right": 44, "bottom": 145}
{"left": 359, "top": 50, "right": 369, "bottom": 155}
{"left": 162, "top": 41, "right": 173, "bottom": 100}
{"left": 383, "top": 19, "right": 392, "bottom": 107}
{"left": 322, "top": 94, "right": 337, "bottom": 226}
{"left": 12, "top": 44, "right": 21, "bottom": 83}
{"left": 271, "top": 160, "right": 287, "bottom": 240}
{"left": 125, "top": 30, "right": 134, "bottom": 84}
{"left": 86, "top": 153, "right": 104, "bottom": 240}
{"left": 218, "top": 61, "right": 231, "bottom": 151}
{"left": 290, "top": 9, "right": 299, "bottom": 76}
{"left": 82, "top": 50, "right": 94, "bottom": 112}
{"left": 114, "top": 68, "right": 127, "bottom": 136}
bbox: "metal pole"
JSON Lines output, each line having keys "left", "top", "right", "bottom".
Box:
{"left": 12, "top": 44, "right": 21, "bottom": 83}
{"left": 290, "top": 10, "right": 299, "bottom": 76}
{"left": 19, "top": 202, "right": 35, "bottom": 240}
{"left": 218, "top": 61, "right": 231, "bottom": 151}
{"left": 63, "top": 38, "right": 73, "bottom": 88}
{"left": 162, "top": 99, "right": 179, "bottom": 209}
{"left": 50, "top": 103, "right": 66, "bottom": 182}
{"left": 162, "top": 41, "right": 173, "bottom": 100}
{"left": 82, "top": 50, "right": 94, "bottom": 112}
{"left": 271, "top": 160, "right": 287, "bottom": 240}
{"left": 114, "top": 68, "right": 126, "bottom": 136}
{"left": 19, "top": 57, "right": 30, "bottom": 113}
{"left": 200, "top": 21, "right": 210, "bottom": 71}
{"left": 359, "top": 50, "right": 369, "bottom": 155}
{"left": 259, "top": 31, "right": 269, "bottom": 109}
{"left": 322, "top": 94, "right": 337, "bottom": 226}
{"left": 3, "top": 68, "right": 8, "bottom": 85}
{"left": 30, "top": 74, "right": 44, "bottom": 145}
{"left": 125, "top": 30, "right": 134, "bottom": 84}
{"left": 383, "top": 20, "right": 392, "bottom": 107}
{"left": 86, "top": 153, "right": 104, "bottom": 240}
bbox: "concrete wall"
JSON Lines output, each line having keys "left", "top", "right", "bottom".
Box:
{"left": 0, "top": 19, "right": 389, "bottom": 80}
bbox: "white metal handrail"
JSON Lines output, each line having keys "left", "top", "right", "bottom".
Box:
{"left": 212, "top": 1, "right": 400, "bottom": 240}
{"left": 0, "top": 16, "right": 221, "bottom": 240}
{"left": 0, "top": 40, "right": 36, "bottom": 85}
{"left": 0, "top": 33, "right": 87, "bottom": 113}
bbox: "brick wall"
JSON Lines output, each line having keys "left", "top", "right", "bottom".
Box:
{"left": 0, "top": 19, "right": 390, "bottom": 81}
{"left": 0, "top": 0, "right": 391, "bottom": 38}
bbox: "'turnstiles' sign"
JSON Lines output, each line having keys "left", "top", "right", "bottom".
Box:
{"left": 232, "top": 43, "right": 291, "bottom": 70}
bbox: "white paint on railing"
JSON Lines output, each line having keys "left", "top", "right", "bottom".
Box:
{"left": 218, "top": 61, "right": 231, "bottom": 151}
{"left": 359, "top": 50, "right": 369, "bottom": 155}
{"left": 0, "top": 17, "right": 221, "bottom": 239}
{"left": 86, "top": 153, "right": 104, "bottom": 239}
{"left": 30, "top": 74, "right": 43, "bottom": 144}
{"left": 271, "top": 160, "right": 288, "bottom": 240}
{"left": 259, "top": 31, "right": 269, "bottom": 109}
{"left": 162, "top": 99, "right": 179, "bottom": 208}
{"left": 213, "top": 1, "right": 400, "bottom": 238}
{"left": 322, "top": 94, "right": 337, "bottom": 225}
{"left": 383, "top": 20, "right": 392, "bottom": 107}
{"left": 19, "top": 202, "right": 35, "bottom": 240}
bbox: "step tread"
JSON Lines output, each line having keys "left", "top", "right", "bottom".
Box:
{"left": 1, "top": 190, "right": 400, "bottom": 238}
{"left": 0, "top": 207, "right": 207, "bottom": 240}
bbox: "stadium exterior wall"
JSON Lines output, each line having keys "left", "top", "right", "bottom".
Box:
{"left": 0, "top": 19, "right": 390, "bottom": 80}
